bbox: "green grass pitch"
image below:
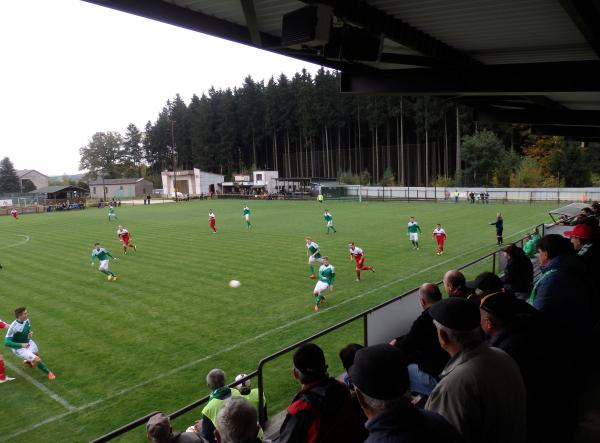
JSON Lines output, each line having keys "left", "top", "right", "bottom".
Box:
{"left": 0, "top": 199, "right": 555, "bottom": 442}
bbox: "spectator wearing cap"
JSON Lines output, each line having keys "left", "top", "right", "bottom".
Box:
{"left": 443, "top": 270, "right": 471, "bottom": 299}
{"left": 500, "top": 244, "right": 533, "bottom": 299}
{"left": 351, "top": 344, "right": 463, "bottom": 443}
{"left": 530, "top": 234, "right": 591, "bottom": 365}
{"left": 147, "top": 413, "right": 207, "bottom": 443}
{"left": 196, "top": 369, "right": 242, "bottom": 443}
{"left": 277, "top": 343, "right": 363, "bottom": 443}
{"left": 234, "top": 374, "right": 267, "bottom": 420}
{"left": 215, "top": 397, "right": 261, "bottom": 443}
{"left": 480, "top": 291, "right": 575, "bottom": 443}
{"left": 565, "top": 223, "right": 600, "bottom": 323}
{"left": 390, "top": 283, "right": 449, "bottom": 396}
{"left": 425, "top": 298, "right": 527, "bottom": 443}
{"left": 338, "top": 343, "right": 369, "bottom": 442}
{"left": 465, "top": 272, "right": 504, "bottom": 304}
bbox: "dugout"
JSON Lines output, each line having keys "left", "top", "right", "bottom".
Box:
{"left": 29, "top": 185, "right": 89, "bottom": 201}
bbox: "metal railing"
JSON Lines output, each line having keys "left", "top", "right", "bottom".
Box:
{"left": 91, "top": 222, "right": 545, "bottom": 442}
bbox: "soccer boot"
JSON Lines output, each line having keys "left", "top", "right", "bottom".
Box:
{"left": 0, "top": 376, "right": 15, "bottom": 383}
{"left": 47, "top": 372, "right": 56, "bottom": 380}
{"left": 107, "top": 275, "right": 113, "bottom": 281}
{"left": 308, "top": 274, "right": 316, "bottom": 279}
{"left": 112, "top": 276, "right": 118, "bottom": 281}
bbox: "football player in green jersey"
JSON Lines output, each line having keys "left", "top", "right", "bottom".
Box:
{"left": 91, "top": 242, "right": 118, "bottom": 281}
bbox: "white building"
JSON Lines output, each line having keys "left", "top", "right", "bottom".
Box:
{"left": 161, "top": 168, "right": 224, "bottom": 197}
{"left": 16, "top": 169, "right": 49, "bottom": 191}
{"left": 252, "top": 170, "right": 279, "bottom": 194}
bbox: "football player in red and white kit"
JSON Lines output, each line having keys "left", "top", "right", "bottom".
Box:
{"left": 10, "top": 208, "right": 19, "bottom": 220}
{"left": 432, "top": 224, "right": 447, "bottom": 255}
{"left": 0, "top": 319, "right": 15, "bottom": 383}
{"left": 208, "top": 209, "right": 217, "bottom": 233}
{"left": 117, "top": 225, "right": 137, "bottom": 254}
{"left": 348, "top": 242, "right": 375, "bottom": 281}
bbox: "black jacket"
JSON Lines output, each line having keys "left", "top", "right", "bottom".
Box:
{"left": 501, "top": 256, "right": 533, "bottom": 293}
{"left": 395, "top": 308, "right": 449, "bottom": 378}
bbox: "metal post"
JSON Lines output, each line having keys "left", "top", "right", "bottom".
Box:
{"left": 171, "top": 119, "right": 177, "bottom": 202}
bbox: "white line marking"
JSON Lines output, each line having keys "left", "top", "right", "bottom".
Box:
{"left": 4, "top": 361, "right": 75, "bottom": 411}
{"left": 5, "top": 226, "right": 534, "bottom": 440}
{"left": 0, "top": 234, "right": 30, "bottom": 250}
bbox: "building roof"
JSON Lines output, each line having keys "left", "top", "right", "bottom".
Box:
{"left": 17, "top": 169, "right": 48, "bottom": 178}
{"left": 29, "top": 185, "right": 88, "bottom": 194}
{"left": 89, "top": 178, "right": 151, "bottom": 185}
{"left": 83, "top": 0, "right": 600, "bottom": 139}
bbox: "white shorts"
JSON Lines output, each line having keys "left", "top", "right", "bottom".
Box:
{"left": 99, "top": 259, "right": 109, "bottom": 271}
{"left": 314, "top": 280, "right": 329, "bottom": 294}
{"left": 12, "top": 340, "right": 39, "bottom": 362}
{"left": 327, "top": 221, "right": 333, "bottom": 227}
{"left": 409, "top": 233, "right": 419, "bottom": 241}
{"left": 244, "top": 215, "right": 250, "bottom": 221}
{"left": 308, "top": 256, "right": 323, "bottom": 265}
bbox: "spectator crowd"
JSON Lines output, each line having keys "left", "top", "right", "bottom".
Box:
{"left": 146, "top": 203, "right": 600, "bottom": 443}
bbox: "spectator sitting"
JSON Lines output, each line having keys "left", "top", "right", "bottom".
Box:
{"left": 443, "top": 270, "right": 471, "bottom": 298}
{"left": 390, "top": 283, "right": 449, "bottom": 396}
{"left": 276, "top": 343, "right": 363, "bottom": 443}
{"left": 147, "top": 412, "right": 207, "bottom": 443}
{"left": 465, "top": 271, "right": 503, "bottom": 304}
{"left": 215, "top": 397, "right": 261, "bottom": 443}
{"left": 530, "top": 234, "right": 591, "bottom": 365}
{"left": 479, "top": 291, "right": 576, "bottom": 443}
{"left": 351, "top": 344, "right": 463, "bottom": 443}
{"left": 196, "top": 369, "right": 242, "bottom": 443}
{"left": 591, "top": 201, "right": 600, "bottom": 222}
{"left": 337, "top": 343, "right": 368, "bottom": 442}
{"left": 425, "top": 298, "right": 527, "bottom": 443}
{"left": 500, "top": 244, "right": 533, "bottom": 299}
{"left": 234, "top": 374, "right": 267, "bottom": 420}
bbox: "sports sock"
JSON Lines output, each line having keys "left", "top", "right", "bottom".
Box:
{"left": 309, "top": 265, "right": 315, "bottom": 275}
{"left": 36, "top": 361, "right": 50, "bottom": 374}
{"left": 101, "top": 270, "right": 110, "bottom": 276}
{"left": 415, "top": 242, "right": 419, "bottom": 248}
{"left": 355, "top": 270, "right": 360, "bottom": 280}
{"left": 0, "top": 359, "right": 5, "bottom": 380}
{"left": 315, "top": 294, "right": 325, "bottom": 305}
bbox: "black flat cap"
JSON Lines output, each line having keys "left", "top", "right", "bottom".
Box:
{"left": 429, "top": 297, "right": 481, "bottom": 331}
{"left": 294, "top": 343, "right": 327, "bottom": 374}
{"left": 350, "top": 344, "right": 408, "bottom": 400}
{"left": 466, "top": 272, "right": 503, "bottom": 292}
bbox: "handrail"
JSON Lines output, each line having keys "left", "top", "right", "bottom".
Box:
{"left": 91, "top": 223, "right": 544, "bottom": 442}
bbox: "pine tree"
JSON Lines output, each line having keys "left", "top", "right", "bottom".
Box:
{"left": 0, "top": 157, "right": 21, "bottom": 193}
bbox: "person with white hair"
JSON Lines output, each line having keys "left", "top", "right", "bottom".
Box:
{"left": 215, "top": 397, "right": 261, "bottom": 443}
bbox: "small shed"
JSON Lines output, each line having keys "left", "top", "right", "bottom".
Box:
{"left": 30, "top": 185, "right": 89, "bottom": 200}
{"left": 88, "top": 178, "right": 153, "bottom": 199}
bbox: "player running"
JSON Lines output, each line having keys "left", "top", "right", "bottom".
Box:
{"left": 348, "top": 242, "right": 375, "bottom": 282}
{"left": 10, "top": 208, "right": 19, "bottom": 220}
{"left": 313, "top": 256, "right": 335, "bottom": 312}
{"left": 0, "top": 319, "right": 15, "bottom": 383}
{"left": 91, "top": 242, "right": 118, "bottom": 281}
{"left": 432, "top": 224, "right": 447, "bottom": 255}
{"left": 305, "top": 236, "right": 323, "bottom": 279}
{"left": 117, "top": 225, "right": 137, "bottom": 254}
{"left": 242, "top": 205, "right": 251, "bottom": 229}
{"left": 209, "top": 209, "right": 217, "bottom": 233}
{"left": 108, "top": 204, "right": 119, "bottom": 221}
{"left": 407, "top": 216, "right": 422, "bottom": 250}
{"left": 324, "top": 209, "right": 337, "bottom": 234}
{"left": 4, "top": 307, "right": 55, "bottom": 380}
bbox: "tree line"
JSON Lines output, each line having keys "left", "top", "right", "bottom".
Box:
{"left": 79, "top": 68, "right": 600, "bottom": 188}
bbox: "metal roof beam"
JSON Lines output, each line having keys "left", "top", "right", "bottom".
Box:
{"left": 559, "top": 0, "right": 600, "bottom": 57}
{"left": 300, "top": 0, "right": 478, "bottom": 66}
{"left": 340, "top": 61, "right": 600, "bottom": 95}
{"left": 531, "top": 124, "right": 600, "bottom": 139}
{"left": 240, "top": 0, "right": 262, "bottom": 47}
{"left": 475, "top": 109, "right": 600, "bottom": 126}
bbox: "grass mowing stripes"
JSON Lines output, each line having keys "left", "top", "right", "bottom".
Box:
{"left": 0, "top": 200, "right": 556, "bottom": 442}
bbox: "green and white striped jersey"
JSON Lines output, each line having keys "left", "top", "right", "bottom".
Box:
{"left": 5, "top": 319, "right": 30, "bottom": 348}
{"left": 243, "top": 207, "right": 250, "bottom": 216}
{"left": 307, "top": 241, "right": 321, "bottom": 258}
{"left": 91, "top": 247, "right": 113, "bottom": 261}
{"left": 318, "top": 264, "right": 335, "bottom": 285}
{"left": 407, "top": 221, "right": 422, "bottom": 234}
{"left": 324, "top": 213, "right": 333, "bottom": 222}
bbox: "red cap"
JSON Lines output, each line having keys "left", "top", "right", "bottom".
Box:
{"left": 564, "top": 223, "right": 594, "bottom": 239}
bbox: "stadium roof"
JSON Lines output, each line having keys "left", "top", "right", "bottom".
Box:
{"left": 29, "top": 185, "right": 88, "bottom": 194}
{"left": 83, "top": 0, "right": 600, "bottom": 139}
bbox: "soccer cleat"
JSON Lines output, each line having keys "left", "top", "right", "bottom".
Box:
{"left": 314, "top": 305, "right": 319, "bottom": 312}
{"left": 0, "top": 376, "right": 15, "bottom": 383}
{"left": 355, "top": 278, "right": 360, "bottom": 282}
{"left": 371, "top": 266, "right": 375, "bottom": 273}
{"left": 47, "top": 372, "right": 56, "bottom": 380}
{"left": 133, "top": 245, "right": 137, "bottom": 251}
{"left": 309, "top": 274, "right": 316, "bottom": 279}
{"left": 112, "top": 276, "right": 118, "bottom": 281}
{"left": 436, "top": 252, "right": 440, "bottom": 256}
{"left": 107, "top": 275, "right": 113, "bottom": 281}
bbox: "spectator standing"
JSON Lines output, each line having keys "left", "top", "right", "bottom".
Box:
{"left": 490, "top": 213, "right": 504, "bottom": 245}
{"left": 277, "top": 343, "right": 363, "bottom": 443}
{"left": 500, "top": 244, "right": 533, "bottom": 298}
{"left": 147, "top": 413, "right": 207, "bottom": 443}
{"left": 215, "top": 397, "right": 261, "bottom": 443}
{"left": 443, "top": 270, "right": 471, "bottom": 298}
{"left": 390, "top": 283, "right": 449, "bottom": 396}
{"left": 196, "top": 369, "right": 242, "bottom": 443}
{"left": 425, "top": 298, "right": 527, "bottom": 443}
{"left": 351, "top": 344, "right": 463, "bottom": 443}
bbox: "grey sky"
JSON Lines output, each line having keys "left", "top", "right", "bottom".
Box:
{"left": 1, "top": 0, "right": 320, "bottom": 176}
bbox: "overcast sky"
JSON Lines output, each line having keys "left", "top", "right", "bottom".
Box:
{"left": 0, "top": 0, "right": 320, "bottom": 176}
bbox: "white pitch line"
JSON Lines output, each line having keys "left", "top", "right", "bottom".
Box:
{"left": 4, "top": 361, "right": 75, "bottom": 411}
{"left": 0, "top": 234, "right": 31, "bottom": 250}
{"left": 6, "top": 225, "right": 534, "bottom": 440}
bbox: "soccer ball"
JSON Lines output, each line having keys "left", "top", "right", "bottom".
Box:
{"left": 229, "top": 280, "right": 241, "bottom": 288}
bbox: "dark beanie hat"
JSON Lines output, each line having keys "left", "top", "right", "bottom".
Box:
{"left": 480, "top": 291, "right": 518, "bottom": 319}
{"left": 465, "top": 272, "right": 503, "bottom": 292}
{"left": 293, "top": 343, "right": 327, "bottom": 374}
{"left": 429, "top": 297, "right": 481, "bottom": 331}
{"left": 350, "top": 344, "right": 408, "bottom": 400}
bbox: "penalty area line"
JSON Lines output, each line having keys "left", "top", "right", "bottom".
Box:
{"left": 0, "top": 234, "right": 31, "bottom": 250}
{"left": 6, "top": 225, "right": 534, "bottom": 440}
